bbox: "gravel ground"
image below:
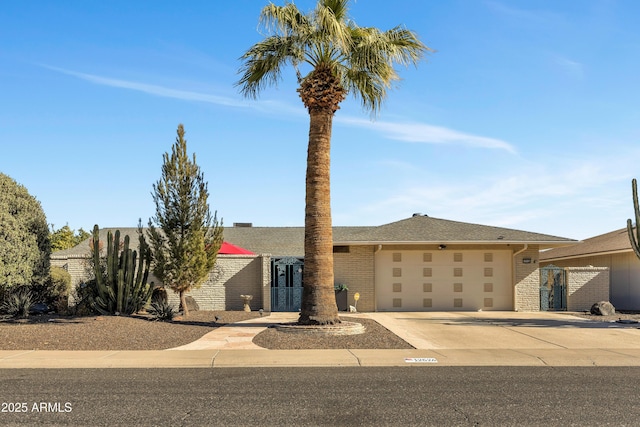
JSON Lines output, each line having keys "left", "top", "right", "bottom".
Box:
{"left": 568, "top": 310, "right": 640, "bottom": 324}
{"left": 0, "top": 311, "right": 412, "bottom": 351}
{"left": 253, "top": 317, "right": 414, "bottom": 350}
{"left": 3, "top": 310, "right": 630, "bottom": 352}
{"left": 0, "top": 311, "right": 259, "bottom": 351}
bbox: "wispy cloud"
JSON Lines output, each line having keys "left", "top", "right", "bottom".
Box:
{"left": 337, "top": 116, "right": 516, "bottom": 153}
{"left": 335, "top": 153, "right": 637, "bottom": 238}
{"left": 43, "top": 64, "right": 516, "bottom": 153}
{"left": 551, "top": 54, "right": 585, "bottom": 80}
{"left": 484, "top": 0, "right": 563, "bottom": 26}
{"left": 42, "top": 65, "right": 248, "bottom": 108}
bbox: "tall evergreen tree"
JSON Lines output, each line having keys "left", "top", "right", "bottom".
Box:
{"left": 0, "top": 173, "right": 51, "bottom": 298}
{"left": 237, "top": 0, "right": 429, "bottom": 324}
{"left": 50, "top": 224, "right": 90, "bottom": 252}
{"left": 147, "top": 124, "right": 223, "bottom": 316}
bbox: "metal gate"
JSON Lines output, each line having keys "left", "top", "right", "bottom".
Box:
{"left": 540, "top": 265, "right": 566, "bottom": 311}
{"left": 271, "top": 257, "right": 304, "bottom": 311}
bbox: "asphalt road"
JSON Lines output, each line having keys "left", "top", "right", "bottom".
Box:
{"left": 0, "top": 367, "right": 638, "bottom": 426}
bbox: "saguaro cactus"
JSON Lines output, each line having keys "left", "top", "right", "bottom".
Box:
{"left": 91, "top": 224, "right": 152, "bottom": 315}
{"left": 627, "top": 178, "right": 640, "bottom": 260}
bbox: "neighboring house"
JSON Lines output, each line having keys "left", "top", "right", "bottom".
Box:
{"left": 540, "top": 227, "right": 640, "bottom": 310}
{"left": 52, "top": 215, "right": 577, "bottom": 312}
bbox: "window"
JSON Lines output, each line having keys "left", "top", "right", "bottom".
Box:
{"left": 423, "top": 283, "right": 432, "bottom": 292}
{"left": 393, "top": 298, "right": 402, "bottom": 308}
{"left": 423, "top": 253, "right": 432, "bottom": 262}
{"left": 453, "top": 268, "right": 463, "bottom": 277}
{"left": 484, "top": 268, "right": 493, "bottom": 277}
{"left": 423, "top": 268, "right": 432, "bottom": 277}
{"left": 484, "top": 283, "right": 494, "bottom": 292}
{"left": 454, "top": 253, "right": 463, "bottom": 262}
{"left": 392, "top": 268, "right": 402, "bottom": 277}
{"left": 484, "top": 253, "right": 493, "bottom": 262}
{"left": 392, "top": 283, "right": 402, "bottom": 293}
{"left": 453, "top": 283, "right": 463, "bottom": 292}
{"left": 392, "top": 252, "right": 402, "bottom": 262}
{"left": 454, "top": 298, "right": 463, "bottom": 308}
{"left": 484, "top": 298, "right": 494, "bottom": 308}
{"left": 423, "top": 298, "right": 432, "bottom": 308}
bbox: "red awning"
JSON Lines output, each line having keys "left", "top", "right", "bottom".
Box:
{"left": 219, "top": 241, "right": 255, "bottom": 255}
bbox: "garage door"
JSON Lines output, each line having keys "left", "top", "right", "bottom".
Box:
{"left": 375, "top": 249, "right": 512, "bottom": 311}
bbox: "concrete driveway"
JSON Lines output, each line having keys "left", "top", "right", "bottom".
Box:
{"left": 366, "top": 311, "right": 640, "bottom": 350}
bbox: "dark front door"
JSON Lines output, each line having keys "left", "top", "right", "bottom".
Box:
{"left": 271, "top": 257, "right": 304, "bottom": 311}
{"left": 540, "top": 265, "right": 566, "bottom": 311}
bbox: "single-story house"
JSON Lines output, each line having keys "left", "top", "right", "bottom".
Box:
{"left": 52, "top": 214, "right": 584, "bottom": 312}
{"left": 541, "top": 227, "right": 640, "bottom": 310}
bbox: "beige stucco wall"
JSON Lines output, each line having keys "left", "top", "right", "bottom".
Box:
{"left": 334, "top": 244, "right": 546, "bottom": 312}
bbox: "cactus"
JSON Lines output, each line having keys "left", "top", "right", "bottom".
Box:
{"left": 91, "top": 224, "right": 153, "bottom": 315}
{"left": 627, "top": 179, "right": 640, "bottom": 260}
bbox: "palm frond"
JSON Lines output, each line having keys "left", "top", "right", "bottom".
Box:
{"left": 237, "top": 35, "right": 303, "bottom": 98}
{"left": 237, "top": 0, "right": 432, "bottom": 115}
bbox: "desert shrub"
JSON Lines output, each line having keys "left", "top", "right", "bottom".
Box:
{"left": 148, "top": 297, "right": 175, "bottom": 321}
{"left": 25, "top": 266, "right": 73, "bottom": 310}
{"left": 48, "top": 266, "right": 72, "bottom": 300}
{"left": 0, "top": 173, "right": 51, "bottom": 297}
{"left": 1, "top": 286, "right": 34, "bottom": 318}
{"left": 70, "top": 280, "right": 98, "bottom": 316}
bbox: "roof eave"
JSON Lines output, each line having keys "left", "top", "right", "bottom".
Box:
{"left": 541, "top": 248, "right": 634, "bottom": 262}
{"left": 334, "top": 240, "right": 578, "bottom": 246}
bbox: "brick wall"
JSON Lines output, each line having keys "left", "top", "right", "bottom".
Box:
{"left": 52, "top": 253, "right": 269, "bottom": 312}
{"left": 51, "top": 255, "right": 89, "bottom": 286}
{"left": 513, "top": 246, "right": 540, "bottom": 311}
{"left": 566, "top": 267, "right": 609, "bottom": 311}
{"left": 165, "top": 255, "right": 268, "bottom": 311}
{"left": 334, "top": 246, "right": 375, "bottom": 312}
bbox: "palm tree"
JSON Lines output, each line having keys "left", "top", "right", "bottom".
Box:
{"left": 237, "top": 0, "right": 431, "bottom": 325}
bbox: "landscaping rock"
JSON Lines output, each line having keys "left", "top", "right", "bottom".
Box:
{"left": 29, "top": 303, "right": 49, "bottom": 315}
{"left": 590, "top": 301, "right": 615, "bottom": 316}
{"left": 183, "top": 296, "right": 199, "bottom": 312}
{"left": 151, "top": 287, "right": 168, "bottom": 303}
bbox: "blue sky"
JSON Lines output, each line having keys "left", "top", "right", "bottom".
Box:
{"left": 2, "top": 0, "right": 639, "bottom": 241}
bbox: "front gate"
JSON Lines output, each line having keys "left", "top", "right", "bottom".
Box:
{"left": 540, "top": 265, "right": 566, "bottom": 311}
{"left": 271, "top": 257, "right": 304, "bottom": 311}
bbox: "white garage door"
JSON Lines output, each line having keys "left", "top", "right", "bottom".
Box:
{"left": 375, "top": 249, "right": 513, "bottom": 311}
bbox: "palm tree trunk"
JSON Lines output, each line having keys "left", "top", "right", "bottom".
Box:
{"left": 299, "top": 109, "right": 340, "bottom": 325}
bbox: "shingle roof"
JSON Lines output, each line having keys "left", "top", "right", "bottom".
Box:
{"left": 540, "top": 227, "right": 633, "bottom": 261}
{"left": 335, "top": 216, "right": 575, "bottom": 244}
{"left": 52, "top": 216, "right": 576, "bottom": 259}
{"left": 51, "top": 227, "right": 140, "bottom": 258}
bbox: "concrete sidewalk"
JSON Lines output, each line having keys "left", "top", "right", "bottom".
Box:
{"left": 2, "top": 311, "right": 640, "bottom": 368}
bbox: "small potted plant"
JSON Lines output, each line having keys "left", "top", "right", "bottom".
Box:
{"left": 334, "top": 284, "right": 348, "bottom": 311}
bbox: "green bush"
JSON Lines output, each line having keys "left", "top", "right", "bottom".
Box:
{"left": 70, "top": 280, "right": 98, "bottom": 316}
{"left": 148, "top": 297, "right": 175, "bottom": 321}
{"left": 1, "top": 287, "right": 34, "bottom": 318}
{"left": 49, "top": 266, "right": 72, "bottom": 300}
{"left": 0, "top": 173, "right": 51, "bottom": 297}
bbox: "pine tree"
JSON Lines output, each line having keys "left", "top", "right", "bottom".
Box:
{"left": 147, "top": 124, "right": 223, "bottom": 316}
